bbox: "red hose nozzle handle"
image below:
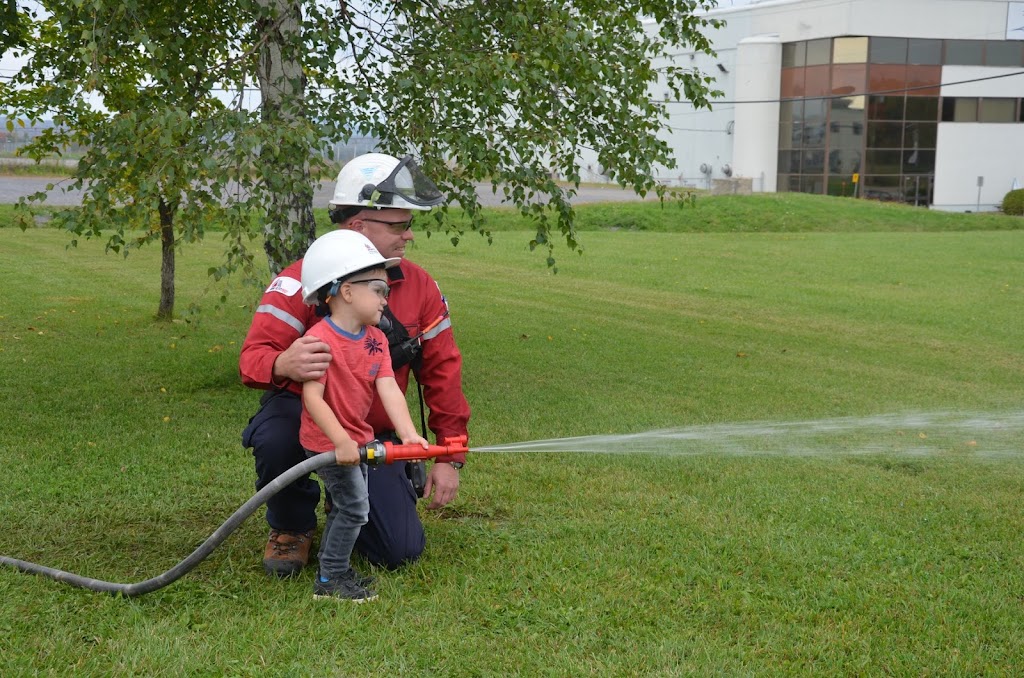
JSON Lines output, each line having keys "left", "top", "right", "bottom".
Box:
{"left": 359, "top": 435, "right": 469, "bottom": 466}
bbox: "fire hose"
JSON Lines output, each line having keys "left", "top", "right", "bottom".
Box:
{"left": 0, "top": 436, "right": 469, "bottom": 597}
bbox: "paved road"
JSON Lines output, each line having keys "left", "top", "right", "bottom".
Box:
{"left": 0, "top": 176, "right": 657, "bottom": 207}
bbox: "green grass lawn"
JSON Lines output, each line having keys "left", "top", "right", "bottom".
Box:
{"left": 1, "top": 196, "right": 1023, "bottom": 675}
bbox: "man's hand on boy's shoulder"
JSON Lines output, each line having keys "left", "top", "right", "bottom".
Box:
{"left": 274, "top": 335, "right": 332, "bottom": 383}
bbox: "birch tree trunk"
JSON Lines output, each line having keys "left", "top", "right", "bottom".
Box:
{"left": 255, "top": 0, "right": 317, "bottom": 275}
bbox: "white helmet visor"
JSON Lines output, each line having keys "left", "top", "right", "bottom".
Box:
{"left": 361, "top": 155, "right": 443, "bottom": 208}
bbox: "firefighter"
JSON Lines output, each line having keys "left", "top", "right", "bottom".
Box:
{"left": 240, "top": 153, "right": 470, "bottom": 577}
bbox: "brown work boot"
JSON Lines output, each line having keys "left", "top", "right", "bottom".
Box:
{"left": 263, "top": 529, "right": 314, "bottom": 578}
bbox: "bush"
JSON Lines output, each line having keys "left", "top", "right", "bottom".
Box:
{"left": 1002, "top": 188, "right": 1024, "bottom": 216}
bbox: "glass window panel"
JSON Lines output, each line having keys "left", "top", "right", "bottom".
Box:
{"left": 831, "top": 64, "right": 866, "bottom": 96}
{"left": 782, "top": 42, "right": 806, "bottom": 68}
{"left": 905, "top": 96, "right": 939, "bottom": 121}
{"left": 905, "top": 66, "right": 941, "bottom": 97}
{"left": 802, "top": 149, "right": 826, "bottom": 173}
{"left": 945, "top": 40, "right": 984, "bottom": 66}
{"left": 862, "top": 175, "right": 902, "bottom": 201}
{"left": 779, "top": 122, "right": 797, "bottom": 149}
{"left": 867, "top": 122, "right": 903, "bottom": 148}
{"left": 870, "top": 38, "right": 908, "bottom": 64}
{"left": 804, "top": 98, "right": 827, "bottom": 122}
{"left": 779, "top": 100, "right": 803, "bottom": 125}
{"left": 778, "top": 174, "right": 801, "bottom": 192}
{"left": 984, "top": 41, "right": 1023, "bottom": 67}
{"left": 830, "top": 96, "right": 865, "bottom": 143}
{"left": 800, "top": 175, "right": 825, "bottom": 195}
{"left": 941, "top": 98, "right": 955, "bottom": 122}
{"left": 806, "top": 39, "right": 831, "bottom": 66}
{"left": 778, "top": 150, "right": 802, "bottom": 173}
{"left": 902, "top": 175, "right": 932, "bottom": 207}
{"left": 904, "top": 122, "right": 937, "bottom": 149}
{"left": 830, "top": 95, "right": 866, "bottom": 120}
{"left": 802, "top": 99, "right": 827, "bottom": 147}
{"left": 834, "top": 123, "right": 864, "bottom": 143}
{"left": 979, "top": 98, "right": 1016, "bottom": 122}
{"left": 865, "top": 150, "right": 902, "bottom": 174}
{"left": 868, "top": 64, "right": 907, "bottom": 94}
{"left": 1020, "top": 103, "right": 1024, "bottom": 123}
{"left": 804, "top": 65, "right": 830, "bottom": 97}
{"left": 828, "top": 149, "right": 862, "bottom": 176}
{"left": 834, "top": 37, "right": 868, "bottom": 64}
{"left": 781, "top": 67, "right": 806, "bottom": 98}
{"left": 902, "top": 149, "right": 935, "bottom": 174}
{"left": 907, "top": 39, "right": 942, "bottom": 65}
{"left": 867, "top": 95, "right": 905, "bottom": 120}
{"left": 953, "top": 98, "right": 978, "bottom": 122}
{"left": 827, "top": 175, "right": 858, "bottom": 197}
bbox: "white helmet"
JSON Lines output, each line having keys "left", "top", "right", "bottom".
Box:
{"left": 300, "top": 230, "right": 400, "bottom": 305}
{"left": 329, "top": 153, "right": 443, "bottom": 211}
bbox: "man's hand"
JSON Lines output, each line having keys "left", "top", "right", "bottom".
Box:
{"left": 273, "top": 335, "right": 332, "bottom": 383}
{"left": 423, "top": 461, "right": 460, "bottom": 510}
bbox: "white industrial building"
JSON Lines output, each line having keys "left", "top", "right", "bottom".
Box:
{"left": 584, "top": 0, "right": 1024, "bottom": 211}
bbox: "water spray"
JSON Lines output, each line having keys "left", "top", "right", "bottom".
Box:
{"left": 0, "top": 436, "right": 468, "bottom": 597}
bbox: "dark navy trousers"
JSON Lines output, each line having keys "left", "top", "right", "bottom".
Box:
{"left": 242, "top": 390, "right": 426, "bottom": 569}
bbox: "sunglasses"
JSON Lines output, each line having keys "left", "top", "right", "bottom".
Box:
{"left": 361, "top": 217, "right": 413, "bottom": 234}
{"left": 348, "top": 279, "right": 390, "bottom": 299}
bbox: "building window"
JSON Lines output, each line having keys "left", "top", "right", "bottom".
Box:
{"left": 936, "top": 97, "right": 1021, "bottom": 123}
{"left": 905, "top": 97, "right": 939, "bottom": 121}
{"left": 867, "top": 95, "right": 905, "bottom": 120}
{"left": 903, "top": 149, "right": 935, "bottom": 174}
{"left": 907, "top": 39, "right": 942, "bottom": 65}
{"left": 782, "top": 42, "right": 806, "bottom": 68}
{"left": 944, "top": 40, "right": 984, "bottom": 66}
{"left": 978, "top": 98, "right": 1017, "bottom": 122}
{"left": 905, "top": 66, "right": 941, "bottom": 96}
{"left": 905, "top": 122, "right": 937, "bottom": 149}
{"left": 944, "top": 98, "right": 978, "bottom": 122}
{"left": 833, "top": 37, "right": 868, "bottom": 64}
{"left": 805, "top": 39, "right": 831, "bottom": 66}
{"left": 870, "top": 38, "right": 908, "bottom": 64}
{"left": 867, "top": 122, "right": 903, "bottom": 148}
{"left": 861, "top": 175, "right": 902, "bottom": 201}
{"left": 772, "top": 36, "right": 1024, "bottom": 205}
{"left": 985, "top": 41, "right": 1024, "bottom": 67}
{"left": 865, "top": 149, "right": 902, "bottom": 174}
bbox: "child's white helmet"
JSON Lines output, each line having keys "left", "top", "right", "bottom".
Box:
{"left": 329, "top": 153, "right": 443, "bottom": 211}
{"left": 300, "top": 230, "right": 400, "bottom": 305}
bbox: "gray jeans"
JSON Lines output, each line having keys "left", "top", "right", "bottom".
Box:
{"left": 305, "top": 450, "right": 369, "bottom": 579}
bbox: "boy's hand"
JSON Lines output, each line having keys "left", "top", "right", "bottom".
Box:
{"left": 334, "top": 439, "right": 361, "bottom": 465}
{"left": 400, "top": 433, "right": 430, "bottom": 450}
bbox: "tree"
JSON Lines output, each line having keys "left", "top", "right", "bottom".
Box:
{"left": 2, "top": 0, "right": 721, "bottom": 317}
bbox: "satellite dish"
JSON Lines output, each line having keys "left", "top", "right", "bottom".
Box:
{"left": 722, "top": 164, "right": 733, "bottom": 177}
{"left": 699, "top": 163, "right": 712, "bottom": 175}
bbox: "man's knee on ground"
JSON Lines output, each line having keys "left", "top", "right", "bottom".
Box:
{"left": 361, "top": 529, "right": 426, "bottom": 570}
{"left": 374, "top": 540, "right": 425, "bottom": 570}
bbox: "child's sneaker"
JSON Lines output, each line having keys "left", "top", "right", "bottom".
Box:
{"left": 313, "top": 571, "right": 378, "bottom": 603}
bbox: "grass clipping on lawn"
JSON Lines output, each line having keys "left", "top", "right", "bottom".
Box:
{"left": 0, "top": 195, "right": 1023, "bottom": 675}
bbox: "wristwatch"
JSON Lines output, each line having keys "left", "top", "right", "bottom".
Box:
{"left": 448, "top": 461, "right": 465, "bottom": 470}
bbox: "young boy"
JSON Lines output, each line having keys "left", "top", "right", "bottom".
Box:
{"left": 298, "top": 230, "right": 428, "bottom": 602}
